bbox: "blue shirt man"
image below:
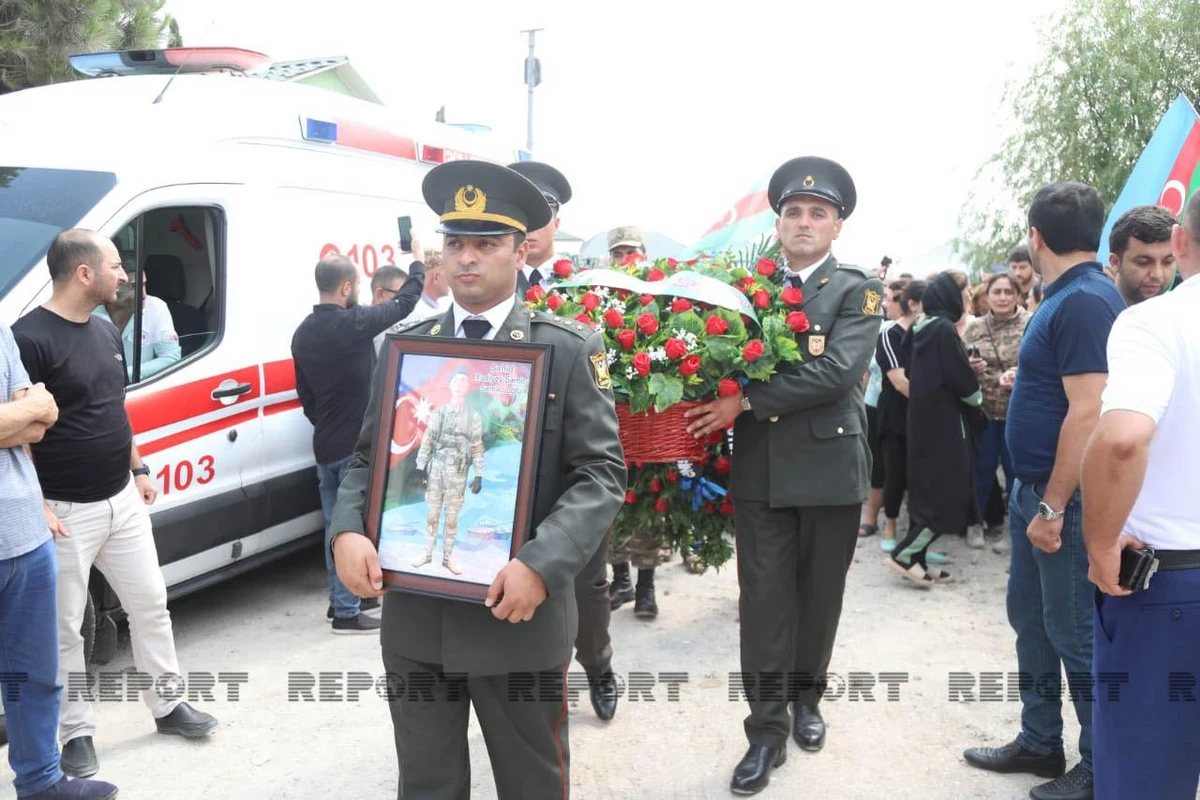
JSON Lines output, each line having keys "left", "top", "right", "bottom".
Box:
{"left": 965, "top": 182, "right": 1124, "bottom": 800}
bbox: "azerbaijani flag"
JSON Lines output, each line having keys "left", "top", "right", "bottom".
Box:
{"left": 682, "top": 174, "right": 776, "bottom": 258}
{"left": 1098, "top": 93, "right": 1200, "bottom": 263}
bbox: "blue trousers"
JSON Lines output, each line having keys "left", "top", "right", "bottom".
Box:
{"left": 1006, "top": 478, "right": 1093, "bottom": 773}
{"left": 318, "top": 455, "right": 361, "bottom": 619}
{"left": 0, "top": 537, "right": 65, "bottom": 796}
{"left": 974, "top": 419, "right": 1014, "bottom": 521}
{"left": 1094, "top": 568, "right": 1200, "bottom": 799}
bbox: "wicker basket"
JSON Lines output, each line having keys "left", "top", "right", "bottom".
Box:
{"left": 616, "top": 401, "right": 719, "bottom": 463}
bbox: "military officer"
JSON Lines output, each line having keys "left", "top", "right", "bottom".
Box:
{"left": 511, "top": 159, "right": 622, "bottom": 720}
{"left": 510, "top": 161, "right": 572, "bottom": 298}
{"left": 684, "top": 156, "right": 884, "bottom": 796}
{"left": 608, "top": 226, "right": 647, "bottom": 264}
{"left": 330, "top": 160, "right": 626, "bottom": 799}
{"left": 411, "top": 369, "right": 485, "bottom": 576}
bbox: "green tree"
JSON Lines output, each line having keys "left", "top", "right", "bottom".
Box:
{"left": 955, "top": 0, "right": 1200, "bottom": 270}
{"left": 0, "top": 0, "right": 181, "bottom": 93}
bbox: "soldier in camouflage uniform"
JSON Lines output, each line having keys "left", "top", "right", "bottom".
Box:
{"left": 411, "top": 369, "right": 485, "bottom": 575}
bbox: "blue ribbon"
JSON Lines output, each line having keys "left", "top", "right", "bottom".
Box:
{"left": 680, "top": 475, "right": 727, "bottom": 511}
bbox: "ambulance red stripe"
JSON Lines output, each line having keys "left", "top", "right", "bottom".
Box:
{"left": 263, "top": 358, "right": 297, "bottom": 395}
{"left": 138, "top": 409, "right": 259, "bottom": 457}
{"left": 126, "top": 366, "right": 261, "bottom": 433}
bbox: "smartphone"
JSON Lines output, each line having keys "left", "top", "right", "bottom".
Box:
{"left": 1118, "top": 546, "right": 1158, "bottom": 591}
{"left": 398, "top": 216, "right": 413, "bottom": 253}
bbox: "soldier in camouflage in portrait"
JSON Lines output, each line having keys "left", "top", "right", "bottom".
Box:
{"left": 411, "top": 369, "right": 485, "bottom": 575}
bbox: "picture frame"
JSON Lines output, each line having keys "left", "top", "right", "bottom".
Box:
{"left": 364, "top": 334, "right": 551, "bottom": 603}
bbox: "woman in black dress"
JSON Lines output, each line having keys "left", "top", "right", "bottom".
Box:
{"left": 887, "top": 272, "right": 984, "bottom": 587}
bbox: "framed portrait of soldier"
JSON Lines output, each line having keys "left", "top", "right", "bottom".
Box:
{"left": 364, "top": 335, "right": 551, "bottom": 602}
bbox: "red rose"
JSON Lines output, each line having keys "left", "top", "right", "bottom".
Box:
{"left": 719, "top": 501, "right": 734, "bottom": 516}
{"left": 604, "top": 308, "right": 625, "bottom": 328}
{"left": 581, "top": 292, "right": 601, "bottom": 312}
{"left": 620, "top": 253, "right": 645, "bottom": 266}
{"left": 654, "top": 496, "right": 670, "bottom": 513}
{"left": 670, "top": 298, "right": 693, "bottom": 313}
{"left": 525, "top": 285, "right": 546, "bottom": 302}
{"left": 787, "top": 311, "right": 811, "bottom": 333}
{"left": 679, "top": 355, "right": 702, "bottom": 377}
{"left": 704, "top": 502, "right": 716, "bottom": 513}
{"left": 632, "top": 352, "right": 652, "bottom": 377}
{"left": 650, "top": 478, "right": 663, "bottom": 493}
{"left": 739, "top": 276, "right": 757, "bottom": 289}
{"left": 553, "top": 258, "right": 574, "bottom": 278}
{"left": 666, "top": 258, "right": 680, "bottom": 269}
{"left": 781, "top": 286, "right": 803, "bottom": 306}
{"left": 742, "top": 341, "right": 765, "bottom": 362}
{"left": 715, "top": 456, "right": 732, "bottom": 475}
{"left": 575, "top": 313, "right": 594, "bottom": 326}
{"left": 617, "top": 329, "right": 636, "bottom": 350}
{"left": 664, "top": 338, "right": 688, "bottom": 360}
{"left": 705, "top": 315, "right": 729, "bottom": 335}
{"left": 625, "top": 490, "right": 637, "bottom": 504}
{"left": 687, "top": 259, "right": 699, "bottom": 267}
{"left": 647, "top": 268, "right": 666, "bottom": 282}
{"left": 636, "top": 313, "right": 659, "bottom": 336}
{"left": 546, "top": 294, "right": 565, "bottom": 311}
{"left": 718, "top": 378, "right": 741, "bottom": 397}
{"left": 665, "top": 470, "right": 678, "bottom": 484}
{"left": 640, "top": 294, "right": 655, "bottom": 306}
{"left": 756, "top": 257, "right": 778, "bottom": 276}
{"left": 754, "top": 290, "right": 771, "bottom": 309}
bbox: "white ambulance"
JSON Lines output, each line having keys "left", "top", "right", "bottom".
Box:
{"left": 0, "top": 47, "right": 525, "bottom": 664}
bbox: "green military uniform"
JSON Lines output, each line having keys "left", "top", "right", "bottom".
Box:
{"left": 510, "top": 160, "right": 619, "bottom": 717}
{"left": 411, "top": 390, "right": 485, "bottom": 574}
{"left": 730, "top": 157, "right": 884, "bottom": 758}
{"left": 330, "top": 160, "right": 626, "bottom": 800}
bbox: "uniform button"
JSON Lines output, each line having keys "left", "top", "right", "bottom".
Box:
{"left": 769, "top": 415, "right": 779, "bottom": 422}
{"left": 837, "top": 426, "right": 844, "bottom": 434}
{"left": 814, "top": 325, "right": 822, "bottom": 332}
{"left": 1173, "top": 609, "right": 1183, "bottom": 620}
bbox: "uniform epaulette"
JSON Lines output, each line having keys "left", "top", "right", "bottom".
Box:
{"left": 532, "top": 310, "right": 595, "bottom": 339}
{"left": 836, "top": 262, "right": 873, "bottom": 279}
{"left": 392, "top": 317, "right": 438, "bottom": 335}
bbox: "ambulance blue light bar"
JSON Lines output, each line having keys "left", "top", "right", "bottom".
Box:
{"left": 303, "top": 118, "right": 338, "bottom": 143}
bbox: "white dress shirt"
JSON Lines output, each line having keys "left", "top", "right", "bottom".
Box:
{"left": 452, "top": 294, "right": 516, "bottom": 340}
{"left": 522, "top": 256, "right": 564, "bottom": 291}
{"left": 782, "top": 252, "right": 831, "bottom": 285}
{"left": 1100, "top": 273, "right": 1200, "bottom": 549}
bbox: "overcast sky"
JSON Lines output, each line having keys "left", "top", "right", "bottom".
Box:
{"left": 164, "top": 0, "right": 1068, "bottom": 267}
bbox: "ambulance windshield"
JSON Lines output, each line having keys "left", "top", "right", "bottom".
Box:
{"left": 0, "top": 166, "right": 117, "bottom": 299}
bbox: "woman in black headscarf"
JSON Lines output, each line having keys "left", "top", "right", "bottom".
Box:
{"left": 887, "top": 271, "right": 984, "bottom": 587}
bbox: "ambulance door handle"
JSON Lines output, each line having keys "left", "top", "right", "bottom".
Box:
{"left": 212, "top": 382, "right": 253, "bottom": 400}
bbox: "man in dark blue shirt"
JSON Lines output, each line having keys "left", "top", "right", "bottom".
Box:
{"left": 964, "top": 182, "right": 1124, "bottom": 800}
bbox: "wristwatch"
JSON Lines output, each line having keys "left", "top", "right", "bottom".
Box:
{"left": 1036, "top": 501, "right": 1064, "bottom": 521}
{"left": 740, "top": 395, "right": 752, "bottom": 412}
{"left": 132, "top": 465, "right": 150, "bottom": 477}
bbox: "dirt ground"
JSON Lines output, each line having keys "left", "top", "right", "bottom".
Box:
{"left": 1, "top": 522, "right": 1091, "bottom": 800}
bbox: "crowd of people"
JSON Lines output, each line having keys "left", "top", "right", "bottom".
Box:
{"left": 2, "top": 152, "right": 1198, "bottom": 800}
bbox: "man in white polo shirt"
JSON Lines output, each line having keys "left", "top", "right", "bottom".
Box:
{"left": 1080, "top": 190, "right": 1200, "bottom": 800}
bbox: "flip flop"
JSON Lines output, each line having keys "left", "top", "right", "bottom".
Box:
{"left": 858, "top": 523, "right": 878, "bottom": 538}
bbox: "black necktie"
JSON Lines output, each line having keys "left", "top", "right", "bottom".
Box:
{"left": 528, "top": 268, "right": 544, "bottom": 287}
{"left": 462, "top": 318, "right": 491, "bottom": 339}
{"left": 788, "top": 274, "right": 802, "bottom": 290}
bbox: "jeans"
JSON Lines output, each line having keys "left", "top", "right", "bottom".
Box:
{"left": 974, "top": 420, "right": 1013, "bottom": 523}
{"left": 318, "top": 455, "right": 360, "bottom": 620}
{"left": 50, "top": 478, "right": 182, "bottom": 742}
{"left": 1, "top": 537, "right": 65, "bottom": 796}
{"left": 1006, "top": 478, "right": 1093, "bottom": 773}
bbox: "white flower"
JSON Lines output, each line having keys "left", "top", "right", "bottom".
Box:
{"left": 607, "top": 349, "right": 618, "bottom": 366}
{"left": 625, "top": 366, "right": 637, "bottom": 379}
{"left": 676, "top": 460, "right": 697, "bottom": 478}
{"left": 608, "top": 299, "right": 628, "bottom": 314}
{"left": 593, "top": 287, "right": 611, "bottom": 299}
{"left": 649, "top": 347, "right": 668, "bottom": 363}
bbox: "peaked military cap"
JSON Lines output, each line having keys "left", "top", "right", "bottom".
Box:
{"left": 768, "top": 156, "right": 857, "bottom": 219}
{"left": 423, "top": 160, "right": 553, "bottom": 236}
{"left": 507, "top": 161, "right": 572, "bottom": 209}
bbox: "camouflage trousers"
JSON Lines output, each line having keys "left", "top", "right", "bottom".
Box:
{"left": 420, "top": 469, "right": 467, "bottom": 561}
{"left": 607, "top": 526, "right": 662, "bottom": 570}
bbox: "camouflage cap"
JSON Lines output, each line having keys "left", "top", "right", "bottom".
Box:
{"left": 607, "top": 226, "right": 645, "bottom": 250}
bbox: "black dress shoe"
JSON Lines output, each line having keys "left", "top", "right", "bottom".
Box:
{"left": 327, "top": 597, "right": 380, "bottom": 619}
{"left": 962, "top": 738, "right": 1065, "bottom": 778}
{"left": 792, "top": 703, "right": 825, "bottom": 751}
{"left": 155, "top": 702, "right": 218, "bottom": 738}
{"left": 60, "top": 736, "right": 99, "bottom": 779}
{"left": 589, "top": 671, "right": 618, "bottom": 721}
{"left": 1030, "top": 763, "right": 1094, "bottom": 800}
{"left": 730, "top": 744, "right": 785, "bottom": 795}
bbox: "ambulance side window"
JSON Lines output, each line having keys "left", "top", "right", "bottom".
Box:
{"left": 109, "top": 206, "right": 225, "bottom": 385}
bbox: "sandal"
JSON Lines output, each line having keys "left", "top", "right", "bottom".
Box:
{"left": 885, "top": 556, "right": 935, "bottom": 589}
{"left": 858, "top": 523, "right": 878, "bottom": 538}
{"left": 880, "top": 538, "right": 897, "bottom": 553}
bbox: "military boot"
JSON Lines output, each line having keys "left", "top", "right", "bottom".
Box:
{"left": 442, "top": 528, "right": 463, "bottom": 575}
{"left": 411, "top": 527, "right": 436, "bottom": 568}
{"left": 634, "top": 568, "right": 658, "bottom": 619}
{"left": 609, "top": 563, "right": 634, "bottom": 609}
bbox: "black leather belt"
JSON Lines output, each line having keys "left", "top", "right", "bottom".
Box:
{"left": 1153, "top": 549, "right": 1200, "bottom": 571}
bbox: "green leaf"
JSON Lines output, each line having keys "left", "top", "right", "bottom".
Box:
{"left": 775, "top": 337, "right": 802, "bottom": 361}
{"left": 705, "top": 335, "right": 740, "bottom": 363}
{"left": 630, "top": 380, "right": 652, "bottom": 414}
{"left": 647, "top": 372, "right": 667, "bottom": 397}
{"left": 742, "top": 360, "right": 776, "bottom": 382}
{"left": 672, "top": 310, "right": 706, "bottom": 338}
{"left": 716, "top": 308, "right": 747, "bottom": 340}
{"left": 654, "top": 375, "right": 685, "bottom": 411}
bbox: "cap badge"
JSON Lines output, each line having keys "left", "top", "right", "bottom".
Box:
{"left": 454, "top": 185, "right": 487, "bottom": 214}
{"left": 803, "top": 175, "right": 815, "bottom": 187}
